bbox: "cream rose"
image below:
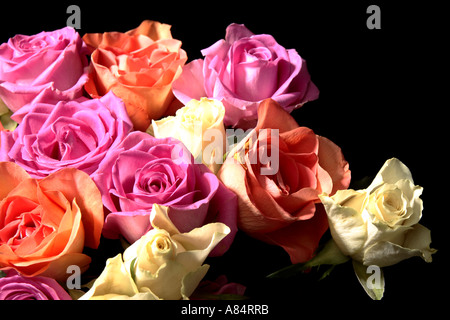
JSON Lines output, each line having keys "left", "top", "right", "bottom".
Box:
{"left": 148, "top": 97, "right": 226, "bottom": 173}
{"left": 319, "top": 158, "right": 436, "bottom": 267}
{"left": 80, "top": 204, "right": 230, "bottom": 300}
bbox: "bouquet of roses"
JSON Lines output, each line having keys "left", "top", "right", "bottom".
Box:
{"left": 0, "top": 20, "right": 436, "bottom": 301}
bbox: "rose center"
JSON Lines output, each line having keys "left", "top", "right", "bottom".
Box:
{"left": 42, "top": 120, "right": 97, "bottom": 161}
{"left": 148, "top": 179, "right": 166, "bottom": 193}
{"left": 271, "top": 171, "right": 290, "bottom": 195}
{"left": 135, "top": 161, "right": 182, "bottom": 195}
{"left": 370, "top": 187, "right": 407, "bottom": 227}
{"left": 246, "top": 46, "right": 272, "bottom": 61}
{"left": 147, "top": 234, "right": 174, "bottom": 258}
{"left": 19, "top": 38, "right": 47, "bottom": 52}
{"left": 141, "top": 173, "right": 169, "bottom": 193}
{"left": 0, "top": 199, "right": 54, "bottom": 250}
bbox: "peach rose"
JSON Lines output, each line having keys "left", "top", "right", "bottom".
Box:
{"left": 83, "top": 20, "right": 187, "bottom": 131}
{"left": 0, "top": 162, "right": 103, "bottom": 281}
{"left": 219, "top": 99, "right": 351, "bottom": 263}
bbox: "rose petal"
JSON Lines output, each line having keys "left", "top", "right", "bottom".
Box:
{"left": 172, "top": 59, "right": 207, "bottom": 105}
{"left": 255, "top": 99, "right": 300, "bottom": 133}
{"left": 317, "top": 135, "right": 351, "bottom": 194}
{"left": 0, "top": 162, "right": 30, "bottom": 199}
{"left": 259, "top": 204, "right": 329, "bottom": 264}
{"left": 126, "top": 20, "right": 173, "bottom": 41}
{"left": 363, "top": 224, "right": 436, "bottom": 267}
{"left": 0, "top": 271, "right": 72, "bottom": 300}
{"left": 224, "top": 24, "right": 254, "bottom": 44}
{"left": 103, "top": 211, "right": 150, "bottom": 243}
{"left": 367, "top": 158, "right": 414, "bottom": 193}
{"left": 38, "top": 168, "right": 103, "bottom": 248}
{"left": 218, "top": 156, "right": 263, "bottom": 230}
{"left": 233, "top": 52, "right": 278, "bottom": 101}
{"left": 79, "top": 254, "right": 140, "bottom": 300}
{"left": 280, "top": 127, "right": 319, "bottom": 154}
{"left": 201, "top": 178, "right": 238, "bottom": 257}
{"left": 319, "top": 191, "right": 369, "bottom": 257}
{"left": 41, "top": 252, "right": 91, "bottom": 281}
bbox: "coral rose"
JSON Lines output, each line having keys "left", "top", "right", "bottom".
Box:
{"left": 0, "top": 162, "right": 103, "bottom": 281}
{"left": 218, "top": 99, "right": 350, "bottom": 263}
{"left": 83, "top": 20, "right": 187, "bottom": 131}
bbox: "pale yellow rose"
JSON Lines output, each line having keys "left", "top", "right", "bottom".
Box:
{"left": 148, "top": 97, "right": 226, "bottom": 173}
{"left": 79, "top": 204, "right": 230, "bottom": 300}
{"left": 319, "top": 158, "right": 436, "bottom": 267}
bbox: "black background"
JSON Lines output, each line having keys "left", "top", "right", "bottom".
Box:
{"left": 0, "top": 0, "right": 447, "bottom": 316}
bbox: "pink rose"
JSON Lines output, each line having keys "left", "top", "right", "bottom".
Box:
{"left": 94, "top": 131, "right": 237, "bottom": 256}
{"left": 0, "top": 91, "right": 133, "bottom": 178}
{"left": 0, "top": 27, "right": 89, "bottom": 115}
{"left": 0, "top": 270, "right": 71, "bottom": 300}
{"left": 173, "top": 23, "right": 319, "bottom": 129}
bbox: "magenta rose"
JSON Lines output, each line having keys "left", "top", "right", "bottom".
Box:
{"left": 0, "top": 26, "right": 89, "bottom": 115}
{"left": 172, "top": 23, "right": 319, "bottom": 129}
{"left": 94, "top": 131, "right": 237, "bottom": 256}
{"left": 0, "top": 91, "right": 133, "bottom": 178}
{"left": 0, "top": 270, "right": 71, "bottom": 300}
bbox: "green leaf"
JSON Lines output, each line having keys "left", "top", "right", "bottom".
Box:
{"left": 318, "top": 265, "right": 337, "bottom": 281}
{"left": 120, "top": 236, "right": 131, "bottom": 250}
{"left": 304, "top": 239, "right": 350, "bottom": 268}
{"left": 352, "top": 260, "right": 385, "bottom": 300}
{"left": 0, "top": 270, "right": 6, "bottom": 278}
{"left": 129, "top": 257, "right": 138, "bottom": 282}
{"left": 266, "top": 262, "right": 308, "bottom": 279}
{"left": 267, "top": 239, "right": 349, "bottom": 279}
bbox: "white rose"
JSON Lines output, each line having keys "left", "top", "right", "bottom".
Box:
{"left": 148, "top": 97, "right": 226, "bottom": 173}
{"left": 319, "top": 158, "right": 435, "bottom": 267}
{"left": 80, "top": 204, "right": 230, "bottom": 300}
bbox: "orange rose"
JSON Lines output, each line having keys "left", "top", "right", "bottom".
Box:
{"left": 83, "top": 20, "right": 188, "bottom": 131}
{"left": 0, "top": 162, "right": 103, "bottom": 281}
